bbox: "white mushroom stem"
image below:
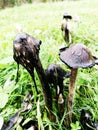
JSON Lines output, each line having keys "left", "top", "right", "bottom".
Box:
{"left": 68, "top": 68, "right": 78, "bottom": 122}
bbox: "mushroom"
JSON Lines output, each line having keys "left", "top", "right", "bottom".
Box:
{"left": 45, "top": 63, "right": 71, "bottom": 117}
{"left": 13, "top": 33, "right": 54, "bottom": 121}
{"left": 61, "top": 13, "right": 72, "bottom": 45}
{"left": 45, "top": 63, "right": 71, "bottom": 95}
{"left": 13, "top": 33, "right": 41, "bottom": 94}
{"left": 59, "top": 43, "right": 96, "bottom": 123}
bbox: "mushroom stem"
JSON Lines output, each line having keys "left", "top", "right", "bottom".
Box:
{"left": 35, "top": 59, "right": 55, "bottom": 121}
{"left": 68, "top": 68, "right": 78, "bottom": 122}
{"left": 61, "top": 19, "right": 72, "bottom": 45}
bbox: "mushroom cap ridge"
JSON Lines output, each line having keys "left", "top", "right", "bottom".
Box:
{"left": 59, "top": 43, "right": 95, "bottom": 69}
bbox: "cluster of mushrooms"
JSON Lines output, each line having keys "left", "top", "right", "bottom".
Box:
{"left": 13, "top": 12, "right": 98, "bottom": 128}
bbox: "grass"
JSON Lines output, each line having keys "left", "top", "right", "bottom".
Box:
{"left": 0, "top": 0, "right": 98, "bottom": 129}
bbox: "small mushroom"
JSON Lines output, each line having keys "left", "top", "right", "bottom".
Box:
{"left": 46, "top": 63, "right": 71, "bottom": 95}
{"left": 61, "top": 13, "right": 72, "bottom": 44}
{"left": 59, "top": 43, "right": 96, "bottom": 123}
{"left": 46, "top": 63, "right": 70, "bottom": 118}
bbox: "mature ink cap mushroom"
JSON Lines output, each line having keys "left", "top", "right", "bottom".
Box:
{"left": 59, "top": 43, "right": 95, "bottom": 68}
{"left": 13, "top": 33, "right": 42, "bottom": 93}
{"left": 13, "top": 33, "right": 54, "bottom": 121}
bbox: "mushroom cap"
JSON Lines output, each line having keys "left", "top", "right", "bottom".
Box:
{"left": 13, "top": 33, "right": 42, "bottom": 66}
{"left": 59, "top": 43, "right": 95, "bottom": 68}
{"left": 63, "top": 13, "right": 72, "bottom": 19}
{"left": 46, "top": 63, "right": 71, "bottom": 80}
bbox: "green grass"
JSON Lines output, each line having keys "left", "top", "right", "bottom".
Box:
{"left": 0, "top": 0, "right": 98, "bottom": 129}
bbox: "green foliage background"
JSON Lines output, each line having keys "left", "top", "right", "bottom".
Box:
{"left": 0, "top": 0, "right": 66, "bottom": 8}
{"left": 0, "top": 0, "right": 98, "bottom": 129}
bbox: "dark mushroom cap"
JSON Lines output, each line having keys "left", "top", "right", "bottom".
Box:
{"left": 14, "top": 33, "right": 42, "bottom": 52}
{"left": 13, "top": 33, "right": 42, "bottom": 65}
{"left": 63, "top": 13, "right": 72, "bottom": 19}
{"left": 46, "top": 63, "right": 70, "bottom": 80}
{"left": 59, "top": 43, "right": 95, "bottom": 69}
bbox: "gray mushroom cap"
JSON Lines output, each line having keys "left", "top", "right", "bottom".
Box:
{"left": 59, "top": 43, "right": 95, "bottom": 68}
